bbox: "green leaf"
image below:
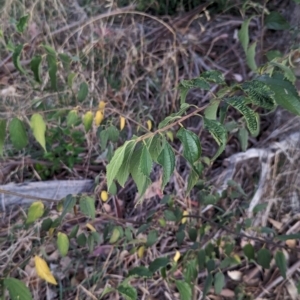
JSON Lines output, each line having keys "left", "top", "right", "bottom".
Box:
{"left": 238, "top": 17, "right": 252, "bottom": 53}
{"left": 30, "top": 113, "right": 47, "bottom": 152}
{"left": 99, "top": 125, "right": 120, "bottom": 150}
{"left": 67, "top": 72, "right": 76, "bottom": 88}
{"left": 242, "top": 80, "right": 276, "bottom": 109}
{"left": 164, "top": 210, "right": 177, "bottom": 221}
{"left": 197, "top": 249, "right": 206, "bottom": 270}
{"left": 82, "top": 111, "right": 93, "bottom": 132}
{"left": 146, "top": 230, "right": 158, "bottom": 247}
{"left": 177, "top": 127, "right": 201, "bottom": 164}
{"left": 266, "top": 50, "right": 282, "bottom": 61}
{"left": 276, "top": 233, "right": 300, "bottom": 241}
{"left": 12, "top": 44, "right": 26, "bottom": 74}
{"left": 66, "top": 110, "right": 80, "bottom": 127}
{"left": 147, "top": 135, "right": 163, "bottom": 162}
{"left": 226, "top": 96, "right": 259, "bottom": 135}
{"left": 179, "top": 77, "right": 210, "bottom": 90}
{"left": 57, "top": 232, "right": 69, "bottom": 257}
{"left": 26, "top": 201, "right": 44, "bottom": 225}
{"left": 243, "top": 243, "right": 255, "bottom": 260}
{"left": 204, "top": 100, "right": 220, "bottom": 120}
{"left": 202, "top": 274, "right": 213, "bottom": 299}
{"left": 139, "top": 145, "right": 152, "bottom": 177}
{"left": 0, "top": 119, "right": 6, "bottom": 156}
{"left": 157, "top": 141, "right": 175, "bottom": 188}
{"left": 130, "top": 145, "right": 151, "bottom": 196}
{"left": 76, "top": 233, "right": 87, "bottom": 246}
{"left": 257, "top": 248, "right": 272, "bottom": 269}
{"left": 179, "top": 86, "right": 189, "bottom": 104}
{"left": 69, "top": 224, "right": 79, "bottom": 239}
{"left": 253, "top": 203, "right": 268, "bottom": 214}
{"left": 265, "top": 11, "right": 290, "bottom": 30}
{"left": 4, "top": 278, "right": 33, "bottom": 300}
{"left": 149, "top": 257, "right": 169, "bottom": 273}
{"left": 201, "top": 70, "right": 225, "bottom": 84}
{"left": 175, "top": 280, "right": 192, "bottom": 300}
{"left": 270, "top": 61, "right": 296, "bottom": 83}
{"left": 188, "top": 228, "right": 198, "bottom": 242}
{"left": 46, "top": 53, "right": 57, "bottom": 91}
{"left": 60, "top": 194, "right": 76, "bottom": 220}
{"left": 117, "top": 284, "right": 137, "bottom": 300}
{"left": 214, "top": 272, "right": 225, "bottom": 295}
{"left": 107, "top": 141, "right": 135, "bottom": 190}
{"left": 58, "top": 53, "right": 71, "bottom": 71}
{"left": 257, "top": 73, "right": 300, "bottom": 115}
{"left": 30, "top": 55, "right": 42, "bottom": 83}
{"left": 176, "top": 230, "right": 185, "bottom": 246}
{"left": 127, "top": 266, "right": 152, "bottom": 278}
{"left": 79, "top": 196, "right": 95, "bottom": 220}
{"left": 158, "top": 103, "right": 190, "bottom": 129}
{"left": 238, "top": 127, "right": 248, "bottom": 152}
{"left": 246, "top": 42, "right": 257, "bottom": 71}
{"left": 275, "top": 251, "right": 287, "bottom": 279}
{"left": 16, "top": 15, "right": 29, "bottom": 33}
{"left": 203, "top": 118, "right": 227, "bottom": 160}
{"left": 115, "top": 141, "right": 136, "bottom": 187}
{"left": 77, "top": 82, "right": 89, "bottom": 102}
{"left": 41, "top": 218, "right": 53, "bottom": 231}
{"left": 109, "top": 227, "right": 121, "bottom": 244}
{"left": 43, "top": 44, "right": 56, "bottom": 56}
{"left": 187, "top": 169, "right": 199, "bottom": 194}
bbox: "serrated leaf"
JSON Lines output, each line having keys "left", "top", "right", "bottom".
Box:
{"left": 147, "top": 135, "right": 163, "bottom": 162}
{"left": 201, "top": 70, "right": 225, "bottom": 84}
{"left": 34, "top": 256, "right": 57, "bottom": 285}
{"left": 130, "top": 145, "right": 151, "bottom": 196}
{"left": 149, "top": 257, "right": 169, "bottom": 273}
{"left": 157, "top": 141, "right": 175, "bottom": 188}
{"left": 176, "top": 127, "right": 201, "bottom": 164}
{"left": 238, "top": 127, "right": 248, "bottom": 152}
{"left": 238, "top": 17, "right": 252, "bottom": 53}
{"left": 46, "top": 53, "right": 57, "bottom": 91}
{"left": 203, "top": 118, "right": 227, "bottom": 160}
{"left": 57, "top": 232, "right": 69, "bottom": 257}
{"left": 12, "top": 44, "right": 26, "bottom": 74}
{"left": 214, "top": 272, "right": 225, "bottom": 295}
{"left": 117, "top": 284, "right": 137, "bottom": 300}
{"left": 246, "top": 42, "right": 257, "bottom": 71}
{"left": 115, "top": 141, "right": 136, "bottom": 187}
{"left": 270, "top": 61, "right": 296, "bottom": 83}
{"left": 158, "top": 103, "right": 190, "bottom": 129}
{"left": 98, "top": 125, "right": 119, "bottom": 150}
{"left": 175, "top": 280, "right": 192, "bottom": 300}
{"left": 128, "top": 266, "right": 152, "bottom": 278}
{"left": 79, "top": 196, "right": 95, "bottom": 220}
{"left": 107, "top": 141, "right": 135, "bottom": 190}
{"left": 77, "top": 82, "right": 89, "bottom": 102}
{"left": 146, "top": 230, "right": 158, "bottom": 247}
{"left": 139, "top": 145, "right": 153, "bottom": 176}
{"left": 179, "top": 77, "right": 210, "bottom": 90}
{"left": 243, "top": 243, "right": 255, "bottom": 260}
{"left": 257, "top": 73, "right": 300, "bottom": 115}
{"left": 0, "top": 119, "right": 6, "bottom": 156}
{"left": 242, "top": 80, "right": 276, "bottom": 109}
{"left": 30, "top": 113, "right": 46, "bottom": 152}
{"left": 257, "top": 248, "right": 271, "bottom": 269}
{"left": 275, "top": 251, "right": 287, "bottom": 279}
{"left": 30, "top": 55, "right": 42, "bottom": 83}
{"left": 16, "top": 14, "right": 29, "bottom": 33}
{"left": 265, "top": 11, "right": 290, "bottom": 30}
{"left": 26, "top": 201, "right": 44, "bottom": 225}
{"left": 226, "top": 96, "right": 259, "bottom": 135}
{"left": 4, "top": 278, "right": 33, "bottom": 300}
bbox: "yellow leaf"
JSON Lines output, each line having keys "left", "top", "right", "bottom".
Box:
{"left": 99, "top": 101, "right": 106, "bottom": 110}
{"left": 137, "top": 246, "right": 145, "bottom": 259}
{"left": 181, "top": 210, "right": 189, "bottom": 224}
{"left": 26, "top": 201, "right": 44, "bottom": 225}
{"left": 173, "top": 250, "right": 181, "bottom": 262}
{"left": 120, "top": 116, "right": 126, "bottom": 130}
{"left": 101, "top": 190, "right": 109, "bottom": 202}
{"left": 166, "top": 131, "right": 174, "bottom": 142}
{"left": 48, "top": 228, "right": 55, "bottom": 236}
{"left": 34, "top": 256, "right": 57, "bottom": 285}
{"left": 147, "top": 120, "right": 152, "bottom": 131}
{"left": 86, "top": 223, "right": 96, "bottom": 232}
{"left": 95, "top": 110, "right": 104, "bottom": 126}
{"left": 109, "top": 227, "right": 120, "bottom": 244}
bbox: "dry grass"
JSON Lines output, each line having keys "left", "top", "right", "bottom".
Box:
{"left": 1, "top": 0, "right": 300, "bottom": 299}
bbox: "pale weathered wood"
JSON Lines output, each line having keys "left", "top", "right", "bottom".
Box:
{"left": 0, "top": 180, "right": 94, "bottom": 211}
